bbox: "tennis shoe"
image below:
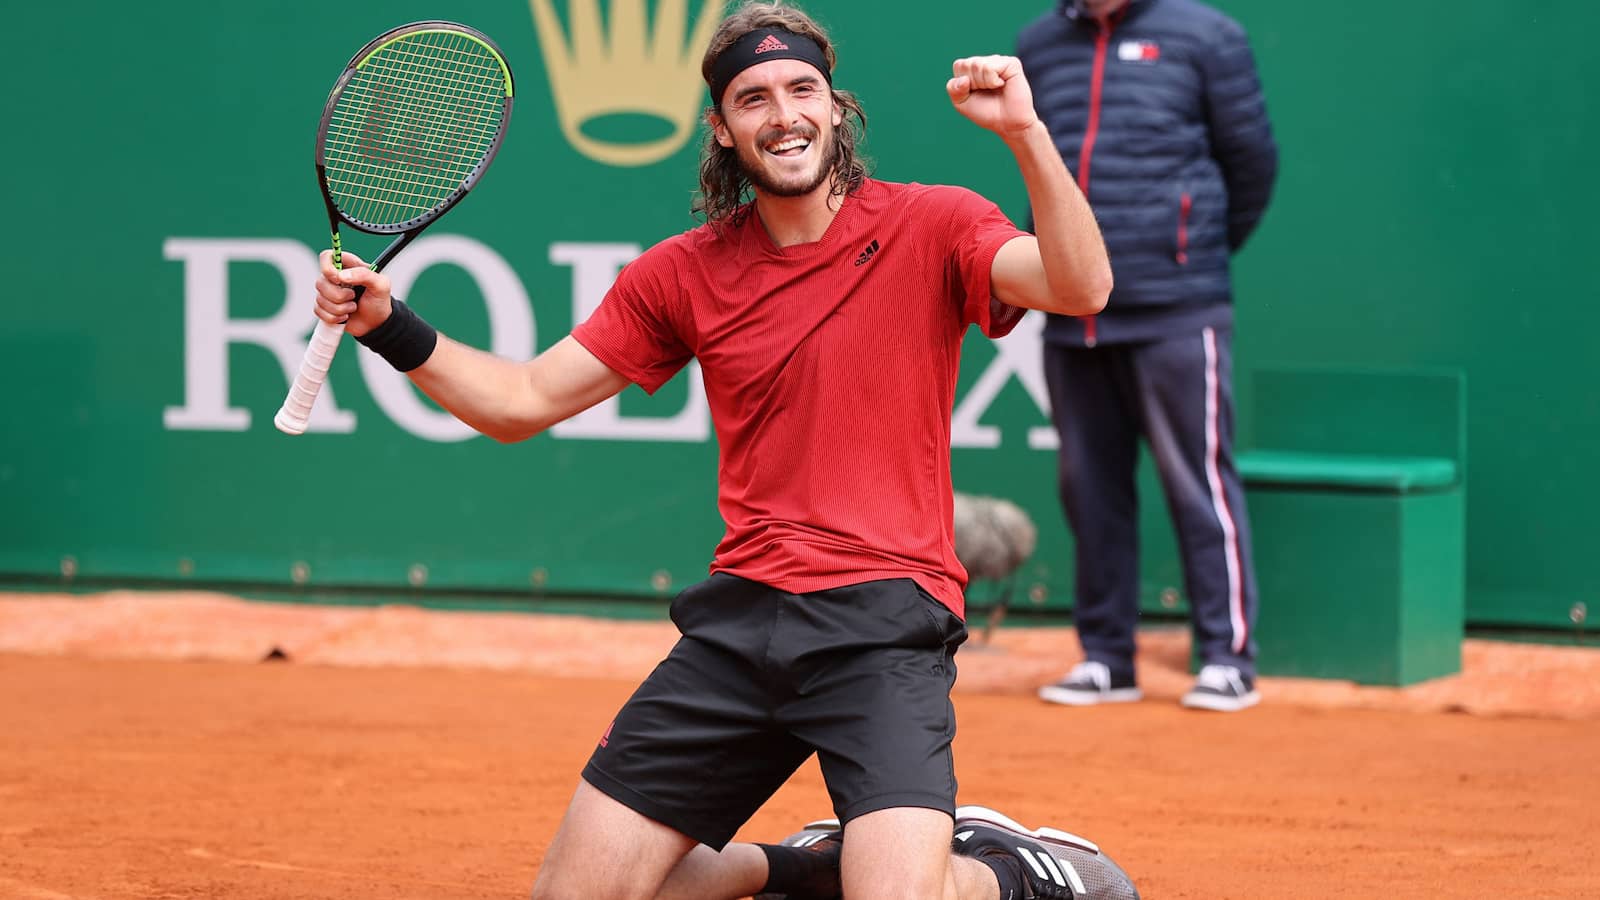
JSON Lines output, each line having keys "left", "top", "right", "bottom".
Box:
{"left": 1038, "top": 661, "right": 1142, "bottom": 706}
{"left": 1180, "top": 664, "right": 1260, "bottom": 712}
{"left": 953, "top": 805, "right": 1139, "bottom": 900}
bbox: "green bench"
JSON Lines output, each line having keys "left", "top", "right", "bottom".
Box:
{"left": 1237, "top": 368, "right": 1467, "bottom": 686}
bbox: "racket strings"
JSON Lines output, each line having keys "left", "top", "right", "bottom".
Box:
{"left": 335, "top": 32, "right": 504, "bottom": 194}
{"left": 329, "top": 50, "right": 501, "bottom": 220}
{"left": 324, "top": 29, "right": 508, "bottom": 227}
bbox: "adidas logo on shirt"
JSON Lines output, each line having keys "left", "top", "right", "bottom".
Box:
{"left": 854, "top": 239, "right": 880, "bottom": 266}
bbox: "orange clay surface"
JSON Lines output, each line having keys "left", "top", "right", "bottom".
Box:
{"left": 2, "top": 590, "right": 1598, "bottom": 899}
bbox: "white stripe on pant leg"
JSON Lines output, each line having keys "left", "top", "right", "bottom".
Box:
{"left": 1202, "top": 327, "right": 1247, "bottom": 653}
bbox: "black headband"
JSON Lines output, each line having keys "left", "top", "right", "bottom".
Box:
{"left": 707, "top": 29, "right": 833, "bottom": 107}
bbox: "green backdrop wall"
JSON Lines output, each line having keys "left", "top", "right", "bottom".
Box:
{"left": 1, "top": 0, "right": 1593, "bottom": 628}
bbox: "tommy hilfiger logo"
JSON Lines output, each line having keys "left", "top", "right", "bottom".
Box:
{"left": 754, "top": 34, "right": 790, "bottom": 54}
{"left": 854, "top": 239, "right": 880, "bottom": 266}
{"left": 1117, "top": 40, "right": 1161, "bottom": 62}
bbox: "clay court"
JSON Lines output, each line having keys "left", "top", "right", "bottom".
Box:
{"left": 2, "top": 591, "right": 1597, "bottom": 899}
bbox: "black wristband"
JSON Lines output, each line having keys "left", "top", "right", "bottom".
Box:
{"left": 355, "top": 298, "right": 438, "bottom": 372}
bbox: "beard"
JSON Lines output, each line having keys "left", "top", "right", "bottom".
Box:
{"left": 735, "top": 122, "right": 836, "bottom": 198}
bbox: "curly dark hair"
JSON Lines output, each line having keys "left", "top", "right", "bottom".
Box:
{"left": 693, "top": 2, "right": 870, "bottom": 226}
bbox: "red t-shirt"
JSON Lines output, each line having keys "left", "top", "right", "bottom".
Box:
{"left": 571, "top": 178, "right": 1027, "bottom": 617}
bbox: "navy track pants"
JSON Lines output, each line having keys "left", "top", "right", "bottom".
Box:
{"left": 1044, "top": 326, "right": 1258, "bottom": 680}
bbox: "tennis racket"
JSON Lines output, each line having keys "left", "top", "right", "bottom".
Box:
{"left": 274, "top": 21, "right": 515, "bottom": 435}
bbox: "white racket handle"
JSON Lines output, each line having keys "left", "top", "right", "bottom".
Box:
{"left": 274, "top": 319, "right": 347, "bottom": 435}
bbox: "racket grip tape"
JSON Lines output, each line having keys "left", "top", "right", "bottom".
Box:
{"left": 274, "top": 319, "right": 347, "bottom": 435}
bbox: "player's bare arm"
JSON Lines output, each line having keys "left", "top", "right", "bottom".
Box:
{"left": 946, "top": 54, "right": 1112, "bottom": 315}
{"left": 315, "top": 250, "right": 629, "bottom": 443}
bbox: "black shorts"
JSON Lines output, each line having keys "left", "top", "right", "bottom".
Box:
{"left": 580, "top": 573, "right": 968, "bottom": 849}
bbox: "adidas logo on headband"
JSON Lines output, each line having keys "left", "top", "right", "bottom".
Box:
{"left": 708, "top": 28, "right": 833, "bottom": 105}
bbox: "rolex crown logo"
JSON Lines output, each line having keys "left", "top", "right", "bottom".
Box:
{"left": 530, "top": 0, "right": 724, "bottom": 167}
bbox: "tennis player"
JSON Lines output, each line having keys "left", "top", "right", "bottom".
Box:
{"left": 312, "top": 3, "right": 1134, "bottom": 897}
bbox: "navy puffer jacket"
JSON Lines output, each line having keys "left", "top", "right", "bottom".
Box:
{"left": 1018, "top": 0, "right": 1277, "bottom": 345}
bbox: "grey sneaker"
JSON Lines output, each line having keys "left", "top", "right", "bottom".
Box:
{"left": 752, "top": 817, "right": 842, "bottom": 900}
{"left": 953, "top": 805, "right": 1139, "bottom": 899}
{"left": 1038, "top": 662, "right": 1142, "bottom": 706}
{"left": 1180, "top": 664, "right": 1261, "bottom": 712}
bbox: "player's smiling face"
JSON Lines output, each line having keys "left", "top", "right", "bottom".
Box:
{"left": 713, "top": 58, "right": 843, "bottom": 199}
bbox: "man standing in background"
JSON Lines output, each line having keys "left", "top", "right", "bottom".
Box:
{"left": 1020, "top": 0, "right": 1277, "bottom": 711}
